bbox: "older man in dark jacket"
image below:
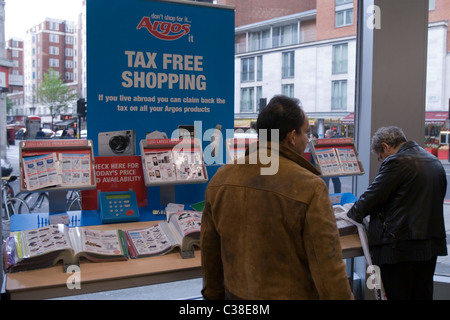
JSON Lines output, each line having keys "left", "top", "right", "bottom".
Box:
{"left": 347, "top": 126, "right": 447, "bottom": 300}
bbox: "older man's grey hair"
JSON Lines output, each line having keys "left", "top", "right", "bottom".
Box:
{"left": 371, "top": 126, "right": 407, "bottom": 154}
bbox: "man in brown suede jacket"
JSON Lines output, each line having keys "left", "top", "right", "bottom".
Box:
{"left": 201, "top": 95, "right": 353, "bottom": 300}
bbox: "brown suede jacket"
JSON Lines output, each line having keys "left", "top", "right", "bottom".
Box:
{"left": 201, "top": 142, "right": 353, "bottom": 300}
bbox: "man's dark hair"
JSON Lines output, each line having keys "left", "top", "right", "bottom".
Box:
{"left": 256, "top": 95, "right": 305, "bottom": 142}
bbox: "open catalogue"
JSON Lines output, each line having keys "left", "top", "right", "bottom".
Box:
{"left": 140, "top": 138, "right": 208, "bottom": 186}
{"left": 314, "top": 147, "right": 362, "bottom": 176}
{"left": 333, "top": 203, "right": 357, "bottom": 236}
{"left": 143, "top": 148, "right": 205, "bottom": 184}
{"left": 4, "top": 224, "right": 128, "bottom": 273}
{"left": 22, "top": 152, "right": 93, "bottom": 191}
{"left": 310, "top": 138, "right": 364, "bottom": 177}
{"left": 125, "top": 210, "right": 201, "bottom": 259}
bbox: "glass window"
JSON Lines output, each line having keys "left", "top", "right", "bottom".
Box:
{"left": 333, "top": 43, "right": 348, "bottom": 74}
{"left": 272, "top": 27, "right": 280, "bottom": 48}
{"left": 332, "top": 80, "right": 347, "bottom": 110}
{"left": 50, "top": 22, "right": 59, "bottom": 31}
{"left": 282, "top": 51, "right": 295, "bottom": 79}
{"left": 250, "top": 30, "right": 272, "bottom": 51}
{"left": 241, "top": 57, "right": 255, "bottom": 82}
{"left": 250, "top": 32, "right": 261, "bottom": 51}
{"left": 336, "top": 0, "right": 353, "bottom": 5}
{"left": 256, "top": 56, "right": 263, "bottom": 81}
{"left": 261, "top": 30, "right": 271, "bottom": 49}
{"left": 282, "top": 84, "right": 294, "bottom": 97}
{"left": 49, "top": 46, "right": 59, "bottom": 55}
{"left": 49, "top": 58, "right": 60, "bottom": 67}
{"left": 335, "top": 0, "right": 354, "bottom": 28}
{"left": 49, "top": 34, "right": 59, "bottom": 43}
{"left": 429, "top": 0, "right": 435, "bottom": 10}
{"left": 281, "top": 24, "right": 298, "bottom": 46}
{"left": 256, "top": 86, "right": 263, "bottom": 106}
{"left": 336, "top": 9, "right": 353, "bottom": 27}
{"left": 273, "top": 23, "right": 298, "bottom": 48}
{"left": 65, "top": 36, "right": 73, "bottom": 44}
{"left": 240, "top": 87, "right": 254, "bottom": 112}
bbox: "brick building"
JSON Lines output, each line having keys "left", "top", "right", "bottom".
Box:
{"left": 217, "top": 0, "right": 316, "bottom": 27}
{"left": 5, "top": 38, "right": 24, "bottom": 108}
{"left": 6, "top": 17, "right": 79, "bottom": 128}
{"left": 23, "top": 18, "right": 78, "bottom": 120}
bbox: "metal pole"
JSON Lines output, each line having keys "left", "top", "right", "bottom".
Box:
{"left": 0, "top": 0, "right": 8, "bottom": 161}
{"left": 0, "top": 0, "right": 6, "bottom": 296}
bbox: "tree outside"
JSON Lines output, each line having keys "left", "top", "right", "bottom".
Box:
{"left": 37, "top": 68, "right": 78, "bottom": 129}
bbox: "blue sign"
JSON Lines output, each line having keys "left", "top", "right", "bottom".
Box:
{"left": 87, "top": 0, "right": 235, "bottom": 160}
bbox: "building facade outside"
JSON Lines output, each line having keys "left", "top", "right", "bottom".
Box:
{"left": 6, "top": 17, "right": 80, "bottom": 129}
{"left": 5, "top": 0, "right": 450, "bottom": 140}
{"left": 5, "top": 38, "right": 24, "bottom": 112}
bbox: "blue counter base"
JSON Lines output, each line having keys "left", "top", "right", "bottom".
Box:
{"left": 10, "top": 206, "right": 167, "bottom": 232}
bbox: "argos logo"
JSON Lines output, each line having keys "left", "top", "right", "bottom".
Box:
{"left": 137, "top": 16, "right": 191, "bottom": 41}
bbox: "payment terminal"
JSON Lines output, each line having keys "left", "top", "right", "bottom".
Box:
{"left": 99, "top": 190, "right": 140, "bottom": 224}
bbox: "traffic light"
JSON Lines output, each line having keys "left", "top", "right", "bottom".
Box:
{"left": 77, "top": 98, "right": 87, "bottom": 116}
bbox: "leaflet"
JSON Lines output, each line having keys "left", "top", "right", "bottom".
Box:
{"left": 22, "top": 153, "right": 62, "bottom": 190}
{"left": 315, "top": 148, "right": 342, "bottom": 175}
{"left": 144, "top": 150, "right": 177, "bottom": 182}
{"left": 336, "top": 148, "right": 361, "bottom": 174}
{"left": 126, "top": 223, "right": 173, "bottom": 256}
{"left": 60, "top": 153, "right": 93, "bottom": 186}
{"left": 172, "top": 149, "right": 205, "bottom": 181}
{"left": 78, "top": 228, "right": 124, "bottom": 256}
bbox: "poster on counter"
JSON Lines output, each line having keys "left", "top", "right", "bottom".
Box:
{"left": 87, "top": 0, "right": 235, "bottom": 162}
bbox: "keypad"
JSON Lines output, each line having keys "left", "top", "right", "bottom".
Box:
{"left": 108, "top": 199, "right": 133, "bottom": 217}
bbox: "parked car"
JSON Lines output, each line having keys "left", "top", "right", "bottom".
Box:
{"left": 15, "top": 128, "right": 27, "bottom": 140}
{"left": 41, "top": 128, "right": 55, "bottom": 138}
{"left": 1, "top": 158, "right": 13, "bottom": 177}
{"left": 53, "top": 130, "right": 64, "bottom": 139}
